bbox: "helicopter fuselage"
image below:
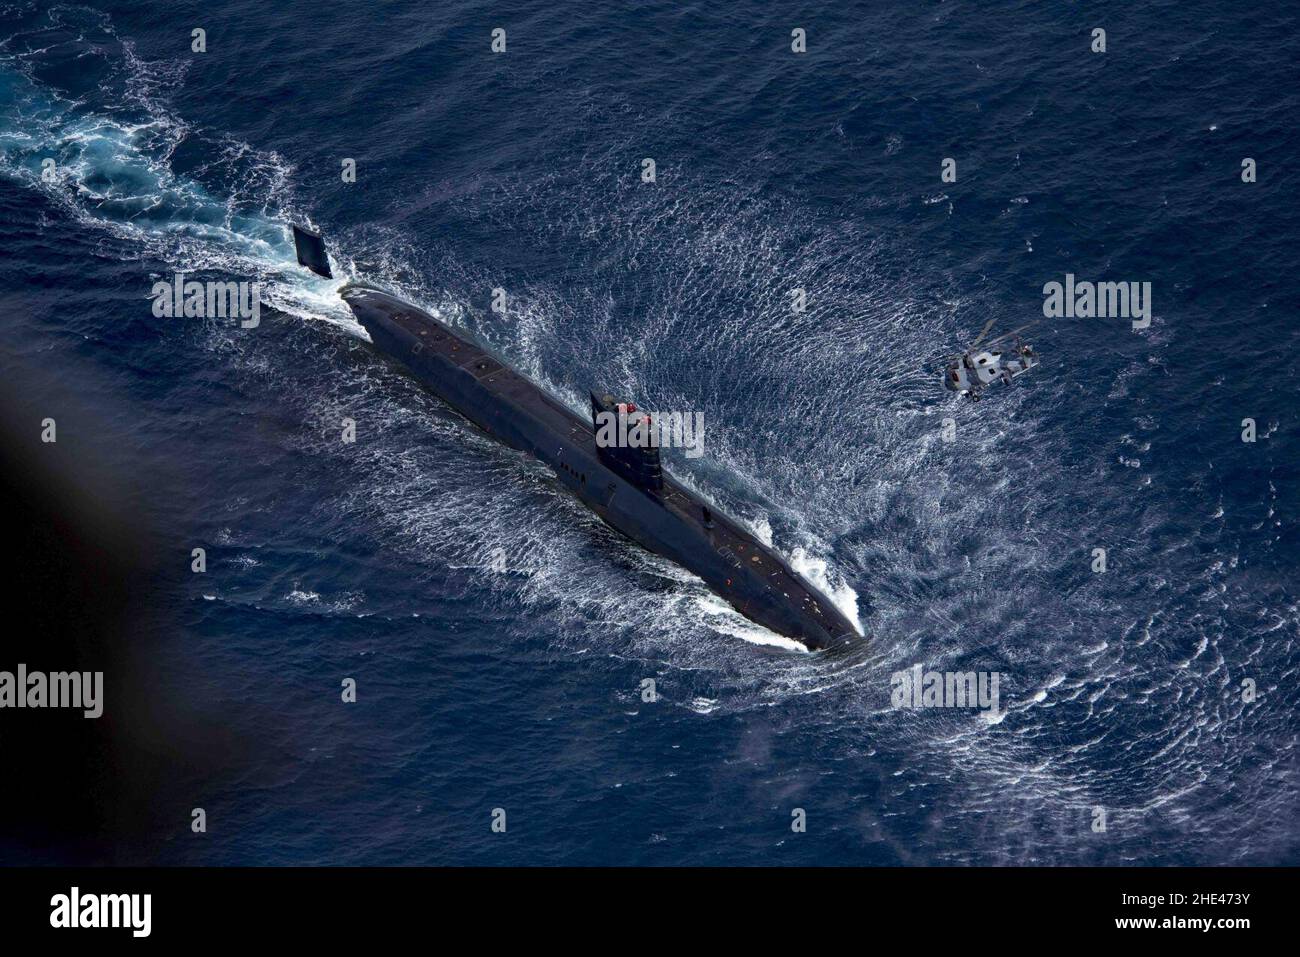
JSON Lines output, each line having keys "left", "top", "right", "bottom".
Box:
{"left": 943, "top": 344, "right": 1037, "bottom": 396}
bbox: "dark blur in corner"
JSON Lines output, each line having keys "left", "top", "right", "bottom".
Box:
{"left": 0, "top": 361, "right": 245, "bottom": 865}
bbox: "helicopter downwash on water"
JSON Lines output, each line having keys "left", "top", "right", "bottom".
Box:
{"left": 941, "top": 319, "right": 1039, "bottom": 400}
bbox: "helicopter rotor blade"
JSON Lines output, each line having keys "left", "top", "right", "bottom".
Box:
{"left": 969, "top": 318, "right": 997, "bottom": 349}
{"left": 980, "top": 320, "right": 1040, "bottom": 349}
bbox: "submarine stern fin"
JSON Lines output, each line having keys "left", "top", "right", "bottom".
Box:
{"left": 292, "top": 224, "right": 333, "bottom": 279}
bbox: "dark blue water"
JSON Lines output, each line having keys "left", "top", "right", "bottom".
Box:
{"left": 1, "top": 0, "right": 1296, "bottom": 865}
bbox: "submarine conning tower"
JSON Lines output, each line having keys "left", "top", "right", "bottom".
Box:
{"left": 590, "top": 392, "right": 664, "bottom": 494}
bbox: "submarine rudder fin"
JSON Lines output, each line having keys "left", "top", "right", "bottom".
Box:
{"left": 292, "top": 224, "right": 333, "bottom": 279}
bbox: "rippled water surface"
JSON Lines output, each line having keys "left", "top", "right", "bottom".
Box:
{"left": 0, "top": 1, "right": 1295, "bottom": 864}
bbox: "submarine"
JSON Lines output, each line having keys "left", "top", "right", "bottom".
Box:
{"left": 293, "top": 225, "right": 860, "bottom": 650}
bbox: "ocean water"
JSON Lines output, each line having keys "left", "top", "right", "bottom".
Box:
{"left": 0, "top": 0, "right": 1296, "bottom": 865}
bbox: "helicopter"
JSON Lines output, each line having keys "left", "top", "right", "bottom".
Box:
{"left": 941, "top": 319, "right": 1039, "bottom": 400}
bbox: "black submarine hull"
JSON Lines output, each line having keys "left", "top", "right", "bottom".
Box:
{"left": 341, "top": 283, "right": 860, "bottom": 650}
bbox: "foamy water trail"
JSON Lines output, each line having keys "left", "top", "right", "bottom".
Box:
{"left": 0, "top": 56, "right": 358, "bottom": 333}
